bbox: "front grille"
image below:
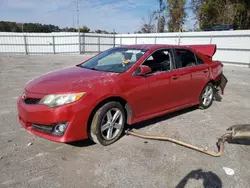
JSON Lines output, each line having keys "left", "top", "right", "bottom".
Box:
{"left": 24, "top": 98, "right": 41, "bottom": 104}
{"left": 32, "top": 124, "right": 53, "bottom": 133}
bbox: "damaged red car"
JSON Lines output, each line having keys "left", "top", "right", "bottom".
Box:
{"left": 17, "top": 44, "right": 227, "bottom": 145}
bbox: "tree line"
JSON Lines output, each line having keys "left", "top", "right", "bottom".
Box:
{"left": 0, "top": 21, "right": 115, "bottom": 34}
{"left": 1, "top": 1, "right": 249, "bottom": 34}
{"left": 138, "top": 0, "right": 250, "bottom": 33}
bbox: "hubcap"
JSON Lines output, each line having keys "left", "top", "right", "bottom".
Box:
{"left": 202, "top": 85, "right": 213, "bottom": 106}
{"left": 101, "top": 108, "right": 123, "bottom": 140}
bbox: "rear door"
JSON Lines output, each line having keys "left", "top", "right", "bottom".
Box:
{"left": 174, "top": 48, "right": 210, "bottom": 102}
{"left": 139, "top": 48, "right": 193, "bottom": 114}
{"left": 166, "top": 49, "right": 195, "bottom": 107}
{"left": 190, "top": 53, "right": 210, "bottom": 99}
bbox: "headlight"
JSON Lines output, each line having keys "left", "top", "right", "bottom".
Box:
{"left": 39, "top": 92, "right": 85, "bottom": 107}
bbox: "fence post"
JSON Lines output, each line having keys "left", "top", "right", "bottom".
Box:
{"left": 82, "top": 33, "right": 85, "bottom": 54}
{"left": 98, "top": 36, "right": 101, "bottom": 53}
{"left": 113, "top": 33, "right": 116, "bottom": 48}
{"left": 52, "top": 36, "right": 55, "bottom": 54}
{"left": 135, "top": 36, "right": 137, "bottom": 44}
{"left": 120, "top": 37, "right": 122, "bottom": 46}
{"left": 210, "top": 33, "right": 213, "bottom": 44}
{"left": 178, "top": 32, "right": 181, "bottom": 45}
{"left": 154, "top": 36, "right": 157, "bottom": 44}
{"left": 78, "top": 32, "right": 81, "bottom": 54}
{"left": 23, "top": 35, "right": 28, "bottom": 55}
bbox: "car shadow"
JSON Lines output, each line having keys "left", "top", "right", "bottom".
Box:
{"left": 126, "top": 105, "right": 198, "bottom": 131}
{"left": 68, "top": 106, "right": 198, "bottom": 147}
{"left": 67, "top": 95, "right": 224, "bottom": 148}
{"left": 175, "top": 169, "right": 222, "bottom": 188}
{"left": 67, "top": 138, "right": 96, "bottom": 147}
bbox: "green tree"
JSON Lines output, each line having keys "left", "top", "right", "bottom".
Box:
{"left": 191, "top": 0, "right": 250, "bottom": 30}
{"left": 61, "top": 27, "right": 77, "bottom": 32}
{"left": 0, "top": 21, "right": 61, "bottom": 32}
{"left": 154, "top": 0, "right": 166, "bottom": 32}
{"left": 139, "top": 11, "right": 156, "bottom": 33}
{"left": 0, "top": 21, "right": 21, "bottom": 32}
{"left": 167, "top": 0, "right": 187, "bottom": 32}
{"left": 232, "top": 1, "right": 250, "bottom": 29}
{"left": 80, "top": 26, "right": 90, "bottom": 33}
{"left": 94, "top": 29, "right": 110, "bottom": 34}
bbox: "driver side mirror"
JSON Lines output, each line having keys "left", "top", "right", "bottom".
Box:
{"left": 134, "top": 65, "right": 152, "bottom": 76}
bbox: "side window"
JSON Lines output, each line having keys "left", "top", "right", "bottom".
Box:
{"left": 196, "top": 55, "right": 204, "bottom": 65}
{"left": 142, "top": 49, "right": 172, "bottom": 74}
{"left": 175, "top": 49, "right": 197, "bottom": 68}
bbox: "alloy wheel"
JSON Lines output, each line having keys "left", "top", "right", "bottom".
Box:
{"left": 202, "top": 85, "right": 214, "bottom": 106}
{"left": 100, "top": 108, "right": 123, "bottom": 140}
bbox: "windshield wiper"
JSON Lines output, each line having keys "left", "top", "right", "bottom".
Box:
{"left": 77, "top": 65, "right": 97, "bottom": 70}
{"left": 89, "top": 67, "right": 98, "bottom": 70}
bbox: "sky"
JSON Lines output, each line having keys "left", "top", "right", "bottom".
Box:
{"left": 0, "top": 0, "right": 196, "bottom": 33}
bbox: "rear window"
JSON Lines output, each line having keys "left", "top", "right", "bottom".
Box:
{"left": 175, "top": 49, "right": 197, "bottom": 68}
{"left": 196, "top": 55, "right": 204, "bottom": 65}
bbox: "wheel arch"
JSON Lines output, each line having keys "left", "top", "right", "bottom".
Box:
{"left": 199, "top": 81, "right": 215, "bottom": 109}
{"left": 87, "top": 96, "right": 133, "bottom": 135}
{"left": 198, "top": 80, "right": 216, "bottom": 101}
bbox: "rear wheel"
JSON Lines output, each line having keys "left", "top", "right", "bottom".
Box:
{"left": 199, "top": 83, "right": 214, "bottom": 109}
{"left": 89, "top": 102, "right": 125, "bottom": 146}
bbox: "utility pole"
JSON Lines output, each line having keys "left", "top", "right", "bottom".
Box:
{"left": 77, "top": 0, "right": 81, "bottom": 54}
{"left": 77, "top": 0, "right": 80, "bottom": 33}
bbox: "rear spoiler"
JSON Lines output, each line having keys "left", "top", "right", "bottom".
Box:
{"left": 187, "top": 44, "right": 217, "bottom": 58}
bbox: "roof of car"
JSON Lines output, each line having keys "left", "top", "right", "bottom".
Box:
{"left": 119, "top": 44, "right": 188, "bottom": 51}
{"left": 119, "top": 44, "right": 217, "bottom": 58}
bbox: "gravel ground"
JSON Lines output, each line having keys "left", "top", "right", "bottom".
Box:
{"left": 0, "top": 55, "right": 250, "bottom": 188}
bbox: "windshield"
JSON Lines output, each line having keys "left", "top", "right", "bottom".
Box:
{"left": 80, "top": 47, "right": 148, "bottom": 73}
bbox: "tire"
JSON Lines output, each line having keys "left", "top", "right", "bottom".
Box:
{"left": 89, "top": 102, "right": 125, "bottom": 146}
{"left": 199, "top": 82, "right": 215, "bottom": 110}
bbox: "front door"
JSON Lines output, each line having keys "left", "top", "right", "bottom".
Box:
{"left": 133, "top": 48, "right": 193, "bottom": 116}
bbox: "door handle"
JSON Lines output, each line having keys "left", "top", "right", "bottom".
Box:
{"left": 171, "top": 75, "right": 179, "bottom": 80}
{"left": 203, "top": 69, "right": 209, "bottom": 73}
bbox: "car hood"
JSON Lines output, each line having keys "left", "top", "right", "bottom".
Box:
{"left": 25, "top": 66, "right": 119, "bottom": 94}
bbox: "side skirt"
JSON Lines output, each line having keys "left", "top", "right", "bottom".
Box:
{"left": 128, "top": 102, "right": 199, "bottom": 125}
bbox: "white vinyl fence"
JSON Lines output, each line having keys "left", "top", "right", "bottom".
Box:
{"left": 0, "top": 30, "right": 250, "bottom": 67}
{"left": 0, "top": 32, "right": 115, "bottom": 55}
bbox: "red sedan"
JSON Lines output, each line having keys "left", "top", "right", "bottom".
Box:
{"left": 17, "top": 44, "right": 227, "bottom": 145}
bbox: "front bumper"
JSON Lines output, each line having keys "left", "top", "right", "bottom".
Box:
{"left": 17, "top": 94, "right": 91, "bottom": 143}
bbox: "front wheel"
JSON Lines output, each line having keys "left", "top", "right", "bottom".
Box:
{"left": 199, "top": 83, "right": 214, "bottom": 109}
{"left": 89, "top": 102, "right": 125, "bottom": 146}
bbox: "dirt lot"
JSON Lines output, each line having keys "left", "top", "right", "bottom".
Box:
{"left": 0, "top": 55, "right": 250, "bottom": 188}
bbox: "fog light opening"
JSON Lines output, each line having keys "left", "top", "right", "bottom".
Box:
{"left": 53, "top": 123, "right": 67, "bottom": 135}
